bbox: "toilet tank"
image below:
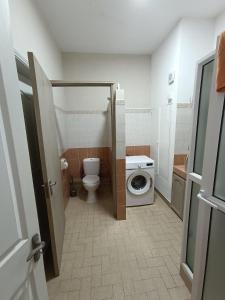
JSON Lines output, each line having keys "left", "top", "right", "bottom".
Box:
{"left": 83, "top": 158, "right": 100, "bottom": 175}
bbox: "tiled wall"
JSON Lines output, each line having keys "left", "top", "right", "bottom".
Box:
{"left": 174, "top": 154, "right": 187, "bottom": 165}
{"left": 58, "top": 95, "right": 151, "bottom": 214}
{"left": 55, "top": 104, "right": 111, "bottom": 151}
{"left": 126, "top": 145, "right": 151, "bottom": 157}
{"left": 65, "top": 111, "right": 110, "bottom": 149}
{"left": 175, "top": 104, "right": 193, "bottom": 154}
{"left": 56, "top": 106, "right": 152, "bottom": 151}
{"left": 60, "top": 155, "right": 70, "bottom": 208}
{"left": 61, "top": 147, "right": 112, "bottom": 208}
{"left": 55, "top": 107, "right": 66, "bottom": 155}
{"left": 115, "top": 93, "right": 126, "bottom": 220}
{"left": 125, "top": 109, "right": 152, "bottom": 146}
{"left": 116, "top": 159, "right": 126, "bottom": 220}
{"left": 63, "top": 147, "right": 111, "bottom": 183}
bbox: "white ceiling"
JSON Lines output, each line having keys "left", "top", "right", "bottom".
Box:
{"left": 35, "top": 0, "right": 225, "bottom": 54}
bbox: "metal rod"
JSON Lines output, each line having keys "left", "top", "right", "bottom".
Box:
{"left": 51, "top": 80, "right": 115, "bottom": 87}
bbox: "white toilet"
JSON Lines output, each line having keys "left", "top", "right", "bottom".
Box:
{"left": 82, "top": 158, "right": 100, "bottom": 203}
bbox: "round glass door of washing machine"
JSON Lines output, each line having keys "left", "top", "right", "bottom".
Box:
{"left": 127, "top": 170, "right": 153, "bottom": 195}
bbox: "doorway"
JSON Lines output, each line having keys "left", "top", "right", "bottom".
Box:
{"left": 15, "top": 52, "right": 126, "bottom": 281}
{"left": 16, "top": 56, "right": 59, "bottom": 279}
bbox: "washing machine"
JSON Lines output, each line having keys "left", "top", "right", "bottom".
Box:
{"left": 126, "top": 155, "right": 155, "bottom": 206}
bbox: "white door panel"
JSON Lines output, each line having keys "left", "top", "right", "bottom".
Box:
{"left": 191, "top": 43, "right": 225, "bottom": 298}
{"left": 0, "top": 0, "right": 48, "bottom": 299}
{"left": 180, "top": 54, "right": 215, "bottom": 286}
{"left": 0, "top": 120, "right": 21, "bottom": 253}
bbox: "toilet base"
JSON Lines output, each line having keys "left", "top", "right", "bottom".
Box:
{"left": 87, "top": 190, "right": 97, "bottom": 204}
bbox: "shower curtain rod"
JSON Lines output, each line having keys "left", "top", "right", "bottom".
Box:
{"left": 51, "top": 80, "right": 115, "bottom": 87}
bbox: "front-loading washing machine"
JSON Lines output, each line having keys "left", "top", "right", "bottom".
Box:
{"left": 126, "top": 155, "right": 155, "bottom": 206}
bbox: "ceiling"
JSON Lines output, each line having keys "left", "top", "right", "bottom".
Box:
{"left": 35, "top": 0, "right": 225, "bottom": 54}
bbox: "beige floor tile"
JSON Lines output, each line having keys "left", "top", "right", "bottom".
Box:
{"left": 80, "top": 288, "right": 91, "bottom": 300}
{"left": 91, "top": 285, "right": 113, "bottom": 300}
{"left": 125, "top": 294, "right": 148, "bottom": 300}
{"left": 140, "top": 267, "right": 160, "bottom": 280}
{"left": 67, "top": 291, "right": 80, "bottom": 300}
{"left": 169, "top": 286, "right": 190, "bottom": 300}
{"left": 60, "top": 278, "right": 81, "bottom": 292}
{"left": 49, "top": 292, "right": 68, "bottom": 300}
{"left": 146, "top": 290, "right": 160, "bottom": 300}
{"left": 123, "top": 279, "right": 136, "bottom": 296}
{"left": 134, "top": 279, "right": 155, "bottom": 294}
{"left": 161, "top": 274, "right": 177, "bottom": 289}
{"left": 113, "top": 283, "right": 125, "bottom": 300}
{"left": 102, "top": 272, "right": 121, "bottom": 286}
{"left": 47, "top": 188, "right": 190, "bottom": 300}
{"left": 72, "top": 266, "right": 92, "bottom": 278}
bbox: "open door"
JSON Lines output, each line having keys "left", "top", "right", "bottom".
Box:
{"left": 28, "top": 52, "right": 65, "bottom": 275}
{"left": 0, "top": 0, "right": 48, "bottom": 298}
{"left": 191, "top": 45, "right": 225, "bottom": 299}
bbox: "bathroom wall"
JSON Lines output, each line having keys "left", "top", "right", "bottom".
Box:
{"left": 9, "top": 0, "right": 66, "bottom": 154}
{"left": 149, "top": 23, "right": 181, "bottom": 201}
{"left": 62, "top": 53, "right": 151, "bottom": 109}
{"left": 64, "top": 107, "right": 110, "bottom": 149}
{"left": 150, "top": 18, "right": 215, "bottom": 201}
{"left": 64, "top": 147, "right": 111, "bottom": 182}
{"left": 10, "top": 0, "right": 65, "bottom": 107}
{"left": 174, "top": 104, "right": 193, "bottom": 155}
{"left": 62, "top": 53, "right": 152, "bottom": 150}
{"left": 214, "top": 10, "right": 225, "bottom": 43}
{"left": 125, "top": 109, "right": 152, "bottom": 147}
{"left": 177, "top": 18, "right": 214, "bottom": 103}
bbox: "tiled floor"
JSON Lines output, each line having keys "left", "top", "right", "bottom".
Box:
{"left": 47, "top": 187, "right": 191, "bottom": 300}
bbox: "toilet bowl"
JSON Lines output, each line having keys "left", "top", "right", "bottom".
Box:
{"left": 82, "top": 158, "right": 100, "bottom": 203}
{"left": 83, "top": 175, "right": 100, "bottom": 203}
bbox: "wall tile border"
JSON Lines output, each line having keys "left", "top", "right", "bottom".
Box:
{"left": 55, "top": 105, "right": 107, "bottom": 115}
{"left": 125, "top": 108, "right": 152, "bottom": 113}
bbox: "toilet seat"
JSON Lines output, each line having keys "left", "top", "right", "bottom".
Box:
{"left": 82, "top": 175, "right": 100, "bottom": 185}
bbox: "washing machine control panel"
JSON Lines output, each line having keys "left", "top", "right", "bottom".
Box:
{"left": 138, "top": 163, "right": 153, "bottom": 168}
{"left": 126, "top": 156, "right": 154, "bottom": 170}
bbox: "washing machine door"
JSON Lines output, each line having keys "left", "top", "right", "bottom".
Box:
{"left": 127, "top": 170, "right": 153, "bottom": 195}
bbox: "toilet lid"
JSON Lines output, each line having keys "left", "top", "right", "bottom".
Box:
{"left": 83, "top": 175, "right": 100, "bottom": 185}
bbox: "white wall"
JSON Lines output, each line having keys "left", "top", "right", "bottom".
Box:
{"left": 174, "top": 104, "right": 193, "bottom": 154}
{"left": 65, "top": 111, "right": 109, "bottom": 149}
{"left": 149, "top": 23, "right": 181, "bottom": 201}
{"left": 10, "top": 0, "right": 65, "bottom": 108}
{"left": 125, "top": 109, "right": 151, "bottom": 146}
{"left": 150, "top": 18, "right": 215, "bottom": 201}
{"left": 62, "top": 53, "right": 152, "bottom": 149}
{"left": 177, "top": 19, "right": 214, "bottom": 103}
{"left": 62, "top": 53, "right": 151, "bottom": 109}
{"left": 214, "top": 10, "right": 225, "bottom": 43}
{"left": 213, "top": 11, "right": 225, "bottom": 48}
{"left": 9, "top": 0, "right": 66, "bottom": 153}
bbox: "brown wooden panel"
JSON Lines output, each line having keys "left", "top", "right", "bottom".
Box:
{"left": 29, "top": 52, "right": 65, "bottom": 276}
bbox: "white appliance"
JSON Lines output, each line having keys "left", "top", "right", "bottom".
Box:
{"left": 126, "top": 155, "right": 155, "bottom": 206}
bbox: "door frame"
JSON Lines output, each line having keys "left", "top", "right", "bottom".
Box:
{"left": 15, "top": 57, "right": 125, "bottom": 224}
{"left": 16, "top": 51, "right": 60, "bottom": 277}
{"left": 180, "top": 51, "right": 215, "bottom": 290}
{"left": 191, "top": 47, "right": 225, "bottom": 299}
{"left": 51, "top": 80, "right": 124, "bottom": 220}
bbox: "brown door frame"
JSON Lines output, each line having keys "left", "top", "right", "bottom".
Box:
{"left": 50, "top": 80, "right": 123, "bottom": 220}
